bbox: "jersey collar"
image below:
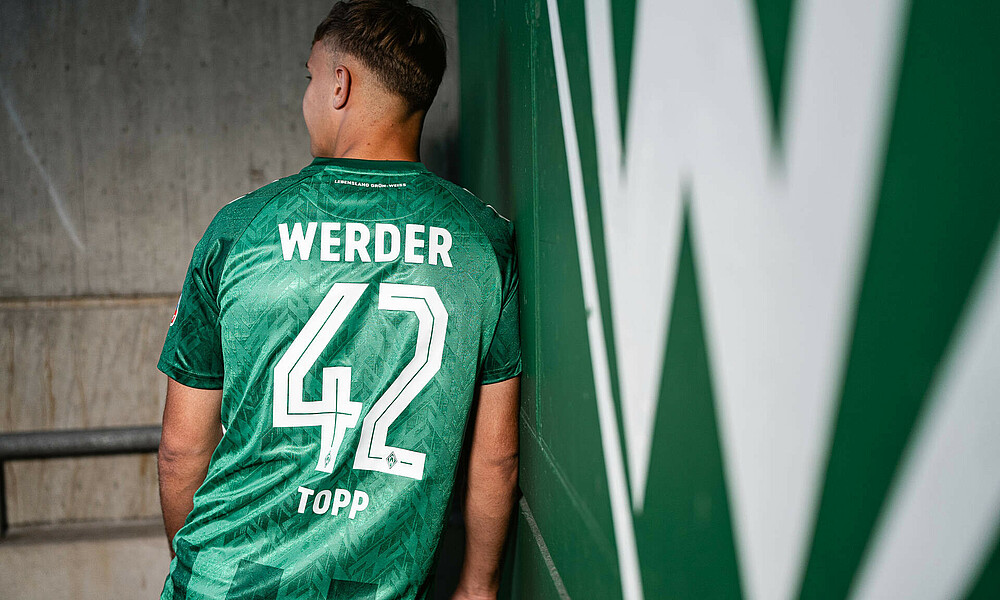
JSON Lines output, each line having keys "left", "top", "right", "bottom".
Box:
{"left": 304, "top": 157, "right": 428, "bottom": 174}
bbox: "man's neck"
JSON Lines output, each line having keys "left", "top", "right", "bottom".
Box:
{"left": 322, "top": 112, "right": 424, "bottom": 163}
{"left": 330, "top": 140, "right": 420, "bottom": 162}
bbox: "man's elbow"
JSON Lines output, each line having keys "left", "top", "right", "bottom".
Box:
{"left": 494, "top": 452, "right": 519, "bottom": 475}
{"left": 157, "top": 443, "right": 186, "bottom": 467}
{"left": 499, "top": 454, "right": 519, "bottom": 491}
{"left": 157, "top": 436, "right": 217, "bottom": 468}
{"left": 472, "top": 451, "right": 519, "bottom": 487}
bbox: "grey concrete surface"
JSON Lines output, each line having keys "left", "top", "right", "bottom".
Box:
{"left": 0, "top": 519, "right": 170, "bottom": 598}
{"left": 1, "top": 300, "right": 172, "bottom": 431}
{"left": 0, "top": 0, "right": 459, "bottom": 299}
{"left": 4, "top": 454, "right": 161, "bottom": 526}
{"left": 1, "top": 299, "right": 172, "bottom": 525}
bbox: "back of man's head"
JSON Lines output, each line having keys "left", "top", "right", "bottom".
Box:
{"left": 313, "top": 0, "right": 447, "bottom": 114}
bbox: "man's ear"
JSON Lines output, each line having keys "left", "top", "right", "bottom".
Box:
{"left": 332, "top": 64, "right": 351, "bottom": 110}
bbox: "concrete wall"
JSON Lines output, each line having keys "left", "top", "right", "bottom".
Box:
{"left": 0, "top": 521, "right": 169, "bottom": 598}
{"left": 1, "top": 0, "right": 459, "bottom": 596}
{"left": 458, "top": 1, "right": 1000, "bottom": 599}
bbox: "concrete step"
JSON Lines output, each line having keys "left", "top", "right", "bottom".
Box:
{"left": 0, "top": 518, "right": 170, "bottom": 599}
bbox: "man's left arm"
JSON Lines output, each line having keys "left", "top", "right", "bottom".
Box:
{"left": 158, "top": 377, "right": 223, "bottom": 558}
{"left": 452, "top": 376, "right": 520, "bottom": 600}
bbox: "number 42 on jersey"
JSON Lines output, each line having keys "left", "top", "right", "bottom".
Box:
{"left": 272, "top": 282, "right": 448, "bottom": 481}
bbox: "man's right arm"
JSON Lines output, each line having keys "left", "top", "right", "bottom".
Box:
{"left": 158, "top": 377, "right": 223, "bottom": 558}
{"left": 453, "top": 376, "right": 520, "bottom": 600}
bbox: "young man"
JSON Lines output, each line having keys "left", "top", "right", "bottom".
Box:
{"left": 156, "top": 2, "right": 520, "bottom": 599}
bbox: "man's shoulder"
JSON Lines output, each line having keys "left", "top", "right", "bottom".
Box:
{"left": 420, "top": 175, "right": 515, "bottom": 256}
{"left": 205, "top": 173, "right": 308, "bottom": 242}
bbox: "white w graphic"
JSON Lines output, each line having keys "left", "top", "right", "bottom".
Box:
{"left": 549, "top": 0, "right": 908, "bottom": 599}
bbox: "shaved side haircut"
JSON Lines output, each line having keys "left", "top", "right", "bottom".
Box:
{"left": 313, "top": 0, "right": 447, "bottom": 112}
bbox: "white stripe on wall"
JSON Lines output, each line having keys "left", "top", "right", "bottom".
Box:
{"left": 546, "top": 1, "right": 645, "bottom": 598}
{"left": 850, "top": 225, "right": 1000, "bottom": 600}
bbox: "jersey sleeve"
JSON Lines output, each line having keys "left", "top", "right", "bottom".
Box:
{"left": 157, "top": 227, "right": 227, "bottom": 389}
{"left": 480, "top": 231, "right": 522, "bottom": 385}
{"left": 156, "top": 174, "right": 308, "bottom": 390}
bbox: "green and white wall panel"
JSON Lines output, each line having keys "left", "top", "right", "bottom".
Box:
{"left": 459, "top": 1, "right": 1000, "bottom": 598}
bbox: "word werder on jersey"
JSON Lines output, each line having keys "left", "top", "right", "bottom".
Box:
{"left": 279, "top": 222, "right": 453, "bottom": 267}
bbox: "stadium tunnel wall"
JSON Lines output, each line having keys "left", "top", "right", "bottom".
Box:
{"left": 457, "top": 0, "right": 1000, "bottom": 599}
{"left": 0, "top": 1, "right": 459, "bottom": 597}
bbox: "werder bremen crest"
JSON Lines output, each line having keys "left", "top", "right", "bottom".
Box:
{"left": 461, "top": 0, "right": 1000, "bottom": 598}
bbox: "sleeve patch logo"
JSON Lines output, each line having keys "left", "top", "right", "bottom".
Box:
{"left": 169, "top": 294, "right": 181, "bottom": 326}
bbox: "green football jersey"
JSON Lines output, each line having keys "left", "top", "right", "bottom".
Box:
{"left": 157, "top": 157, "right": 520, "bottom": 600}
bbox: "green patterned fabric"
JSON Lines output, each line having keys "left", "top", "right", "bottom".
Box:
{"left": 158, "top": 157, "right": 520, "bottom": 600}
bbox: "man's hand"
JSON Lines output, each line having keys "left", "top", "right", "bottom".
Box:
{"left": 158, "top": 377, "right": 223, "bottom": 558}
{"left": 452, "top": 376, "right": 520, "bottom": 600}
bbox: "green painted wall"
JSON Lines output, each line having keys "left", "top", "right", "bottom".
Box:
{"left": 459, "top": 1, "right": 1000, "bottom": 599}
